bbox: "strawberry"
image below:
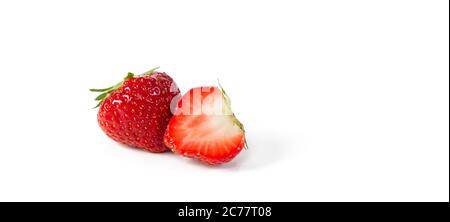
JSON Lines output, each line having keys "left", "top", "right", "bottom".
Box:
{"left": 91, "top": 67, "right": 180, "bottom": 152}
{"left": 164, "top": 85, "right": 246, "bottom": 165}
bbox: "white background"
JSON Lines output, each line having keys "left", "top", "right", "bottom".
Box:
{"left": 0, "top": 0, "right": 448, "bottom": 201}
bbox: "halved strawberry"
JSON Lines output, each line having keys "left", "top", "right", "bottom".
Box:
{"left": 164, "top": 85, "right": 246, "bottom": 165}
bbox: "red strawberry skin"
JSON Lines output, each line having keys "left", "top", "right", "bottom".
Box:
{"left": 98, "top": 72, "right": 180, "bottom": 152}
{"left": 164, "top": 86, "right": 245, "bottom": 164}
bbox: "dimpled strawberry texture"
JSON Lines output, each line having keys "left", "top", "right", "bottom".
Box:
{"left": 98, "top": 72, "right": 180, "bottom": 152}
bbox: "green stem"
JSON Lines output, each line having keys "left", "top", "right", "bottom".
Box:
{"left": 89, "top": 86, "right": 114, "bottom": 92}
{"left": 142, "top": 66, "right": 160, "bottom": 76}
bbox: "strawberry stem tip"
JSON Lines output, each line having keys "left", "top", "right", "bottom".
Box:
{"left": 142, "top": 66, "right": 160, "bottom": 76}
{"left": 89, "top": 86, "right": 114, "bottom": 92}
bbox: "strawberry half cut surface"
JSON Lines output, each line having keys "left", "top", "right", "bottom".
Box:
{"left": 164, "top": 85, "right": 247, "bottom": 165}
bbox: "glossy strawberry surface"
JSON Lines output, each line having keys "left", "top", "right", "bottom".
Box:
{"left": 95, "top": 71, "right": 180, "bottom": 152}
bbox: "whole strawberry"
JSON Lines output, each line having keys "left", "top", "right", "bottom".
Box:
{"left": 91, "top": 67, "right": 180, "bottom": 152}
